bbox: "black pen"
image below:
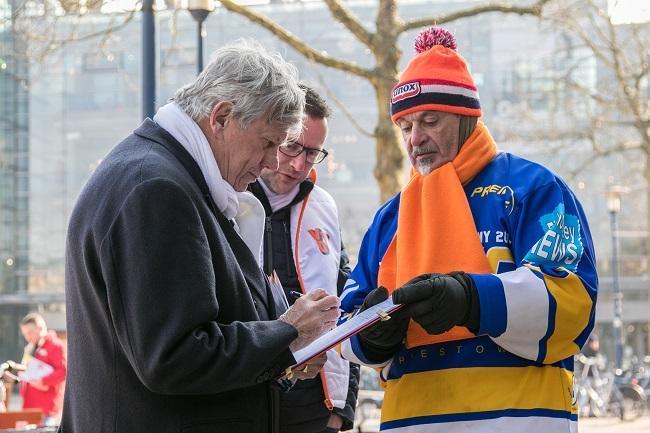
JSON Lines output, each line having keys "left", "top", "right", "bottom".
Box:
{"left": 290, "top": 290, "right": 340, "bottom": 312}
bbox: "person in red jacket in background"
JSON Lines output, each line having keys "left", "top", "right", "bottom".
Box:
{"left": 19, "top": 313, "right": 66, "bottom": 426}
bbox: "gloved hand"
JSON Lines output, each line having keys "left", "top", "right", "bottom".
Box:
{"left": 357, "top": 286, "right": 410, "bottom": 363}
{"left": 392, "top": 272, "right": 480, "bottom": 335}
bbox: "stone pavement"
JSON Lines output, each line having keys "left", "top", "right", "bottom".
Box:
{"left": 581, "top": 416, "right": 650, "bottom": 433}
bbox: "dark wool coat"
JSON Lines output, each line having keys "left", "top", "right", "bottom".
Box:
{"left": 61, "top": 119, "right": 297, "bottom": 433}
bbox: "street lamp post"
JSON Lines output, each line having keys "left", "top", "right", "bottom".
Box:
{"left": 188, "top": 0, "right": 214, "bottom": 75}
{"left": 607, "top": 185, "right": 627, "bottom": 371}
{"left": 142, "top": 0, "right": 156, "bottom": 120}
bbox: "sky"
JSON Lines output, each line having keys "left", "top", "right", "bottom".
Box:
{"left": 96, "top": 0, "right": 650, "bottom": 25}
{"left": 609, "top": 0, "right": 650, "bottom": 24}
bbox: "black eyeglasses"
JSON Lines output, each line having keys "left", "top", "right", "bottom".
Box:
{"left": 278, "top": 141, "right": 329, "bottom": 164}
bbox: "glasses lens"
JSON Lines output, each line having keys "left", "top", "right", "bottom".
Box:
{"left": 279, "top": 142, "right": 303, "bottom": 156}
{"left": 309, "top": 150, "right": 327, "bottom": 164}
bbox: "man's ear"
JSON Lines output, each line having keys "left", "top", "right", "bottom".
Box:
{"left": 209, "top": 101, "right": 233, "bottom": 133}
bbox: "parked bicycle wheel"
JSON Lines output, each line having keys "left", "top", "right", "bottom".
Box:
{"left": 618, "top": 383, "right": 647, "bottom": 420}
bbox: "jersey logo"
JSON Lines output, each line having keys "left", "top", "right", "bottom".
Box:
{"left": 391, "top": 81, "right": 421, "bottom": 103}
{"left": 525, "top": 203, "right": 584, "bottom": 271}
{"left": 308, "top": 228, "right": 330, "bottom": 255}
{"left": 470, "top": 184, "right": 515, "bottom": 215}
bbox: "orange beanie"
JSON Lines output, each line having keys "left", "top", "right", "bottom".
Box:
{"left": 390, "top": 27, "right": 481, "bottom": 123}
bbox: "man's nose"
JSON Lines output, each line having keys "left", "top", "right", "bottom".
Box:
{"left": 289, "top": 151, "right": 307, "bottom": 171}
{"left": 264, "top": 148, "right": 279, "bottom": 170}
{"left": 410, "top": 124, "right": 426, "bottom": 149}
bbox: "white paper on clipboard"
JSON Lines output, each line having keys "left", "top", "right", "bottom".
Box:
{"left": 18, "top": 357, "right": 54, "bottom": 382}
{"left": 289, "top": 297, "right": 403, "bottom": 369}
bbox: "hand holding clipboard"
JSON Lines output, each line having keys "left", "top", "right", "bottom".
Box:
{"left": 281, "top": 292, "right": 404, "bottom": 379}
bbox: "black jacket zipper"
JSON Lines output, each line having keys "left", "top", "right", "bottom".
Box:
{"left": 265, "top": 216, "right": 273, "bottom": 275}
{"left": 283, "top": 221, "right": 295, "bottom": 278}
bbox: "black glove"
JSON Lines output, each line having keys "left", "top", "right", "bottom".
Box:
{"left": 392, "top": 272, "right": 480, "bottom": 335}
{"left": 357, "top": 286, "right": 410, "bottom": 363}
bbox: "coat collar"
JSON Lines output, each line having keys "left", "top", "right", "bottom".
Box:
{"left": 133, "top": 119, "right": 274, "bottom": 315}
{"left": 135, "top": 119, "right": 213, "bottom": 200}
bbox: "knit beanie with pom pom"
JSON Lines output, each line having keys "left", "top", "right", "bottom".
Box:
{"left": 390, "top": 27, "right": 481, "bottom": 123}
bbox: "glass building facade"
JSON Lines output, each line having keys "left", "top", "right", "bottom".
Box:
{"left": 0, "top": 0, "right": 648, "bottom": 365}
{"left": 1, "top": 0, "right": 30, "bottom": 362}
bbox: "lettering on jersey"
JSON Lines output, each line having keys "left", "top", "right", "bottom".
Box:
{"left": 524, "top": 203, "right": 584, "bottom": 271}
{"left": 391, "top": 81, "right": 421, "bottom": 103}
{"left": 477, "top": 230, "right": 511, "bottom": 245}
{"left": 308, "top": 228, "right": 330, "bottom": 255}
{"left": 418, "top": 341, "right": 510, "bottom": 360}
{"left": 470, "top": 184, "right": 515, "bottom": 215}
{"left": 477, "top": 230, "right": 491, "bottom": 243}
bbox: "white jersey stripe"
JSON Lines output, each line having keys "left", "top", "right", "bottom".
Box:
{"left": 492, "top": 266, "right": 549, "bottom": 361}
{"left": 383, "top": 415, "right": 576, "bottom": 433}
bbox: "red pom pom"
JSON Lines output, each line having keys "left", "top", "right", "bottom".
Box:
{"left": 414, "top": 27, "right": 457, "bottom": 54}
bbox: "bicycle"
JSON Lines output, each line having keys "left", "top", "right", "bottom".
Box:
{"left": 575, "top": 354, "right": 646, "bottom": 420}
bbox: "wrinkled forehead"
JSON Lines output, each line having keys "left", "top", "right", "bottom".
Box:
{"left": 255, "top": 120, "right": 291, "bottom": 145}
{"left": 396, "top": 110, "right": 451, "bottom": 124}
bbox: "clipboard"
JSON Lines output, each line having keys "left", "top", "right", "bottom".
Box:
{"left": 281, "top": 297, "right": 404, "bottom": 379}
{"left": 18, "top": 357, "right": 54, "bottom": 382}
{"left": 267, "top": 270, "right": 290, "bottom": 315}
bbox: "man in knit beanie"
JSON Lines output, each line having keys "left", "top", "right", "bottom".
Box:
{"left": 339, "top": 27, "right": 597, "bottom": 432}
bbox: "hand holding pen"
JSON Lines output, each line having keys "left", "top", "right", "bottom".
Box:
{"left": 279, "top": 288, "right": 340, "bottom": 352}
{"left": 290, "top": 291, "right": 339, "bottom": 312}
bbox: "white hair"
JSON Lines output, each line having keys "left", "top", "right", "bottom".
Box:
{"left": 173, "top": 39, "right": 304, "bottom": 138}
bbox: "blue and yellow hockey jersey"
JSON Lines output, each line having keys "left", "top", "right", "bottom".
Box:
{"left": 340, "top": 152, "right": 597, "bottom": 433}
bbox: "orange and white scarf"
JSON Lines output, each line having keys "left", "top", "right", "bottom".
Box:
{"left": 378, "top": 121, "right": 497, "bottom": 348}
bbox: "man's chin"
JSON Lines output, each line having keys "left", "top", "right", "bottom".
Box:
{"left": 415, "top": 158, "right": 446, "bottom": 175}
{"left": 274, "top": 181, "right": 297, "bottom": 195}
{"left": 233, "top": 173, "right": 258, "bottom": 192}
{"left": 233, "top": 183, "right": 248, "bottom": 192}
{"left": 415, "top": 162, "right": 435, "bottom": 176}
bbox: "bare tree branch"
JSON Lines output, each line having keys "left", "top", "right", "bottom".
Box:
{"left": 216, "top": 0, "right": 375, "bottom": 80}
{"left": 322, "top": 0, "right": 375, "bottom": 49}
{"left": 312, "top": 71, "right": 375, "bottom": 139}
{"left": 53, "top": 10, "right": 136, "bottom": 45}
{"left": 8, "top": 0, "right": 138, "bottom": 62}
{"left": 399, "top": 0, "right": 551, "bottom": 33}
{"left": 601, "top": 3, "right": 645, "bottom": 130}
{"left": 568, "top": 141, "right": 641, "bottom": 180}
{"left": 553, "top": 13, "right": 615, "bottom": 69}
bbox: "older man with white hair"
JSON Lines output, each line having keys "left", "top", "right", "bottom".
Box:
{"left": 62, "top": 40, "right": 339, "bottom": 433}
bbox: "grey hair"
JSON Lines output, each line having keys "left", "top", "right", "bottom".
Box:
{"left": 173, "top": 39, "right": 305, "bottom": 138}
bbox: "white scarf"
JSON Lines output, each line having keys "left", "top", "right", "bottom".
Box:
{"left": 258, "top": 177, "right": 300, "bottom": 212}
{"left": 153, "top": 102, "right": 265, "bottom": 265}
{"left": 153, "top": 102, "right": 239, "bottom": 219}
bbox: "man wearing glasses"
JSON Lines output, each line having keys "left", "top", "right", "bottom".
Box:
{"left": 249, "top": 84, "right": 359, "bottom": 433}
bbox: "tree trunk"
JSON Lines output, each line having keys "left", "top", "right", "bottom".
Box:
{"left": 372, "top": 0, "right": 404, "bottom": 202}
{"left": 372, "top": 77, "right": 405, "bottom": 202}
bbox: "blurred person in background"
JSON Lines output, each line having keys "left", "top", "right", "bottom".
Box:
{"left": 19, "top": 313, "right": 66, "bottom": 426}
{"left": 580, "top": 334, "right": 606, "bottom": 375}
{"left": 249, "top": 84, "right": 359, "bottom": 433}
